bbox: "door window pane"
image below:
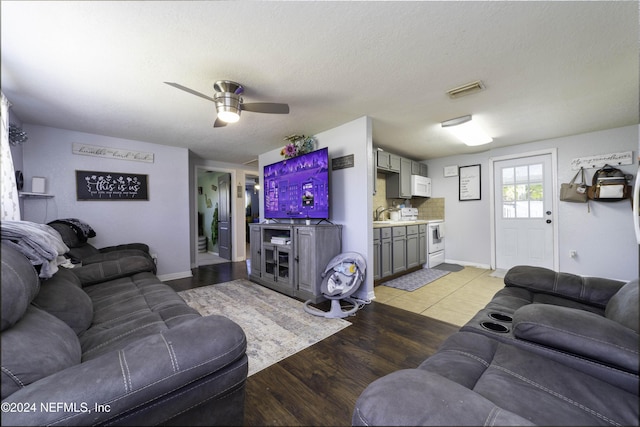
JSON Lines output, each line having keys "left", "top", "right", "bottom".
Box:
{"left": 501, "top": 164, "right": 544, "bottom": 218}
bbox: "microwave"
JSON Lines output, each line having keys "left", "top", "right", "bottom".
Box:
{"left": 411, "top": 175, "right": 431, "bottom": 198}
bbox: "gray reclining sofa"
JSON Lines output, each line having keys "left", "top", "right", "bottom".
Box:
{"left": 1, "top": 223, "right": 248, "bottom": 426}
{"left": 353, "top": 265, "right": 639, "bottom": 426}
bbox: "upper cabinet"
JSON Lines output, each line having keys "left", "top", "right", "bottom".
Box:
{"left": 376, "top": 151, "right": 401, "bottom": 173}
{"left": 411, "top": 161, "right": 428, "bottom": 177}
{"left": 386, "top": 157, "right": 412, "bottom": 199}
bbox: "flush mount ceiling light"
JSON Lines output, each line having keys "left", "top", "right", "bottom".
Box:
{"left": 441, "top": 115, "right": 493, "bottom": 146}
{"left": 446, "top": 80, "right": 486, "bottom": 99}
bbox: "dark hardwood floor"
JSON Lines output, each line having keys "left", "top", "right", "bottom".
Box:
{"left": 165, "top": 262, "right": 460, "bottom": 426}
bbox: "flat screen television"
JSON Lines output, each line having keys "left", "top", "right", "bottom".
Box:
{"left": 263, "top": 147, "right": 330, "bottom": 220}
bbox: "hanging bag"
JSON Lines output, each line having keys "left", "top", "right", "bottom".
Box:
{"left": 560, "top": 167, "right": 589, "bottom": 203}
{"left": 587, "top": 164, "right": 632, "bottom": 202}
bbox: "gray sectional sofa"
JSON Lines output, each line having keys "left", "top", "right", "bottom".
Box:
{"left": 353, "top": 266, "right": 639, "bottom": 426}
{"left": 1, "top": 223, "right": 248, "bottom": 426}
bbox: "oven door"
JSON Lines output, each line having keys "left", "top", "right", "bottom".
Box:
{"left": 428, "top": 222, "right": 445, "bottom": 253}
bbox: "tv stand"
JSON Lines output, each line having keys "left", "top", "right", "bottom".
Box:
{"left": 249, "top": 223, "right": 342, "bottom": 303}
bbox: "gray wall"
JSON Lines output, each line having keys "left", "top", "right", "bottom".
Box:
{"left": 424, "top": 124, "right": 638, "bottom": 281}
{"left": 21, "top": 124, "right": 192, "bottom": 280}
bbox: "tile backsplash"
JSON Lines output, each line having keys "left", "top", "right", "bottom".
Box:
{"left": 374, "top": 172, "right": 444, "bottom": 221}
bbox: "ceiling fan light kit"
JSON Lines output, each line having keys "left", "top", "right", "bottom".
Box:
{"left": 214, "top": 92, "right": 242, "bottom": 123}
{"left": 441, "top": 114, "right": 493, "bottom": 146}
{"left": 164, "top": 79, "right": 289, "bottom": 127}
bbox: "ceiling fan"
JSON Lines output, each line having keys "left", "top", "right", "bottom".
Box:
{"left": 164, "top": 80, "right": 289, "bottom": 127}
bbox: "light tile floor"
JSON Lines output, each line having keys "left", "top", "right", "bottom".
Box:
{"left": 374, "top": 267, "right": 506, "bottom": 327}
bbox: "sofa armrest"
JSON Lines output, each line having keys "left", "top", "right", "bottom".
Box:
{"left": 504, "top": 266, "right": 626, "bottom": 308}
{"left": 513, "top": 304, "right": 639, "bottom": 373}
{"left": 99, "top": 243, "right": 150, "bottom": 254}
{"left": 1, "top": 315, "right": 247, "bottom": 426}
{"left": 353, "top": 369, "right": 535, "bottom": 426}
{"left": 69, "top": 253, "right": 157, "bottom": 286}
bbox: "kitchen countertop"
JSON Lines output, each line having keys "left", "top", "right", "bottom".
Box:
{"left": 372, "top": 220, "right": 430, "bottom": 228}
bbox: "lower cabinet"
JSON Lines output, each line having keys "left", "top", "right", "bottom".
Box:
{"left": 375, "top": 223, "right": 427, "bottom": 281}
{"left": 249, "top": 223, "right": 342, "bottom": 303}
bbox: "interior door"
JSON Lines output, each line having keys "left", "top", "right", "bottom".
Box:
{"left": 494, "top": 154, "right": 555, "bottom": 270}
{"left": 217, "top": 173, "right": 232, "bottom": 260}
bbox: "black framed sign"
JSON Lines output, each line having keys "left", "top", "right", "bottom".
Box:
{"left": 459, "top": 164, "right": 481, "bottom": 201}
{"left": 76, "top": 170, "right": 148, "bottom": 200}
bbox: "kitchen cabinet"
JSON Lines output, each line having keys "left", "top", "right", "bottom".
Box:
{"left": 249, "top": 223, "right": 342, "bottom": 303}
{"left": 406, "top": 225, "right": 420, "bottom": 269}
{"left": 373, "top": 228, "right": 381, "bottom": 280}
{"left": 411, "top": 161, "right": 428, "bottom": 177}
{"left": 386, "top": 157, "right": 412, "bottom": 199}
{"left": 378, "top": 227, "right": 392, "bottom": 278}
{"left": 392, "top": 226, "right": 407, "bottom": 274}
{"left": 419, "top": 224, "right": 427, "bottom": 265}
{"left": 374, "top": 224, "right": 426, "bottom": 281}
{"left": 376, "top": 151, "right": 401, "bottom": 173}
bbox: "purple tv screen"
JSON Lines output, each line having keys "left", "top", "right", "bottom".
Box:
{"left": 263, "top": 147, "right": 330, "bottom": 219}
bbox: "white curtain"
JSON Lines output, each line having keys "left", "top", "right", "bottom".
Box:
{"left": 1, "top": 91, "right": 21, "bottom": 220}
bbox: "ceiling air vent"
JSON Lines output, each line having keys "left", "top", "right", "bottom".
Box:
{"left": 446, "top": 80, "right": 486, "bottom": 99}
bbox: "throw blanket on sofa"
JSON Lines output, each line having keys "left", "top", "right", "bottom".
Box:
{"left": 48, "top": 218, "right": 96, "bottom": 243}
{"left": 1, "top": 220, "right": 69, "bottom": 278}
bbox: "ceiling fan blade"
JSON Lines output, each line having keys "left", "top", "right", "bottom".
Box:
{"left": 164, "top": 82, "right": 215, "bottom": 102}
{"left": 241, "top": 102, "right": 290, "bottom": 114}
{"left": 213, "top": 117, "right": 228, "bottom": 128}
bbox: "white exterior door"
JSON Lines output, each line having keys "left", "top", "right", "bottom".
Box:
{"left": 493, "top": 153, "right": 556, "bottom": 270}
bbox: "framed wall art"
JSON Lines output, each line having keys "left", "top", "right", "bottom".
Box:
{"left": 459, "top": 164, "right": 481, "bottom": 201}
{"left": 76, "top": 170, "right": 149, "bottom": 200}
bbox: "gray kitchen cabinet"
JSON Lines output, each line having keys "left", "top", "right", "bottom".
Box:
{"left": 386, "top": 157, "right": 412, "bottom": 199}
{"left": 377, "top": 151, "right": 401, "bottom": 173}
{"left": 411, "top": 161, "right": 429, "bottom": 177}
{"left": 392, "top": 226, "right": 407, "bottom": 274}
{"left": 419, "top": 224, "right": 427, "bottom": 265}
{"left": 375, "top": 224, "right": 426, "bottom": 281}
{"left": 406, "top": 225, "right": 420, "bottom": 269}
{"left": 373, "top": 228, "right": 381, "bottom": 280}
{"left": 380, "top": 227, "right": 392, "bottom": 278}
{"left": 249, "top": 223, "right": 341, "bottom": 303}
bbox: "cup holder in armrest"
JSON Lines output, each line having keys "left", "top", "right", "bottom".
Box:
{"left": 488, "top": 312, "right": 513, "bottom": 322}
{"left": 480, "top": 321, "right": 510, "bottom": 333}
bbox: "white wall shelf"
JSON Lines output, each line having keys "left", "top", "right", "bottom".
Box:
{"left": 18, "top": 192, "right": 54, "bottom": 198}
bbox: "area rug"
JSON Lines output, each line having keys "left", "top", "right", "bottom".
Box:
{"left": 432, "top": 263, "right": 464, "bottom": 272}
{"left": 178, "top": 279, "right": 351, "bottom": 376}
{"left": 381, "top": 268, "right": 450, "bottom": 292}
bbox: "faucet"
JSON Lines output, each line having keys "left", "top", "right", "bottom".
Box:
{"left": 375, "top": 206, "right": 399, "bottom": 221}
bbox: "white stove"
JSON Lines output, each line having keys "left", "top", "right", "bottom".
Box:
{"left": 425, "top": 220, "right": 445, "bottom": 268}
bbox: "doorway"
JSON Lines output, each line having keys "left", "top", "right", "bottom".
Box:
{"left": 196, "top": 168, "right": 231, "bottom": 266}
{"left": 490, "top": 150, "right": 558, "bottom": 271}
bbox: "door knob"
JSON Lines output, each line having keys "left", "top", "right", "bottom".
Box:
{"left": 546, "top": 219, "right": 552, "bottom": 224}
{"left": 546, "top": 211, "right": 552, "bottom": 215}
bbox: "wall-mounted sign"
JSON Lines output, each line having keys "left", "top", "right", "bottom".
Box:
{"left": 443, "top": 165, "right": 459, "bottom": 177}
{"left": 72, "top": 143, "right": 155, "bottom": 163}
{"left": 76, "top": 170, "right": 148, "bottom": 200}
{"left": 459, "top": 164, "right": 481, "bottom": 201}
{"left": 570, "top": 151, "right": 632, "bottom": 170}
{"left": 331, "top": 154, "right": 354, "bottom": 170}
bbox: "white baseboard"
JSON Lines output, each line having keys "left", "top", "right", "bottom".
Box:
{"left": 158, "top": 270, "right": 193, "bottom": 282}
{"left": 445, "top": 259, "right": 492, "bottom": 270}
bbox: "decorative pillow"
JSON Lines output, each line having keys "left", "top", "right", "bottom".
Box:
{"left": 47, "top": 219, "right": 96, "bottom": 246}
{"left": 1, "top": 306, "right": 81, "bottom": 399}
{"left": 33, "top": 268, "right": 93, "bottom": 335}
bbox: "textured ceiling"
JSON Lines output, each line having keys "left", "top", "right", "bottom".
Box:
{"left": 2, "top": 1, "right": 638, "bottom": 165}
